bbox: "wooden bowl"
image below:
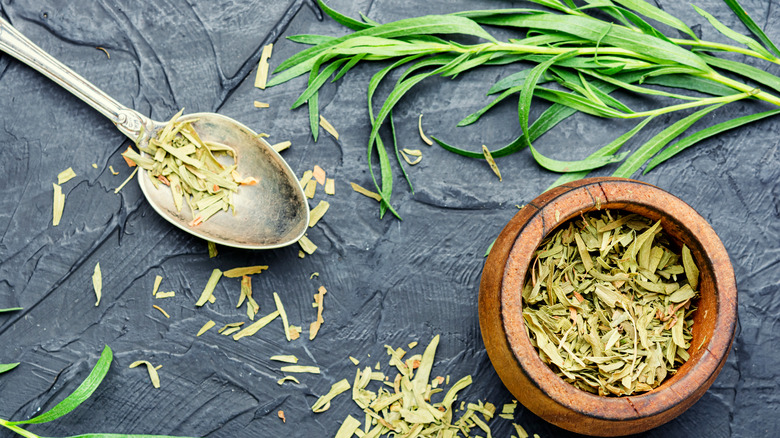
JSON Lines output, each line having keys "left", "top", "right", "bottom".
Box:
{"left": 479, "top": 177, "right": 737, "bottom": 436}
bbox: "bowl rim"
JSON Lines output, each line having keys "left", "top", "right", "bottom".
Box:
{"left": 484, "top": 177, "right": 737, "bottom": 430}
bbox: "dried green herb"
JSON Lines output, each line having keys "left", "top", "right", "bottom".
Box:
{"left": 309, "top": 335, "right": 535, "bottom": 437}
{"left": 52, "top": 183, "right": 65, "bottom": 226}
{"left": 152, "top": 275, "right": 163, "bottom": 296}
{"left": 298, "top": 235, "right": 318, "bottom": 255}
{"left": 277, "top": 376, "right": 301, "bottom": 385}
{"left": 280, "top": 365, "right": 321, "bottom": 374}
{"left": 223, "top": 265, "right": 269, "bottom": 278}
{"left": 270, "top": 0, "right": 780, "bottom": 218}
{"left": 312, "top": 378, "right": 351, "bottom": 413}
{"left": 57, "top": 167, "right": 77, "bottom": 184}
{"left": 129, "top": 360, "right": 162, "bottom": 389}
{"left": 523, "top": 210, "right": 699, "bottom": 396}
{"left": 122, "top": 109, "right": 257, "bottom": 226}
{"left": 270, "top": 355, "right": 299, "bottom": 364}
{"left": 195, "top": 268, "right": 223, "bottom": 307}
{"left": 273, "top": 292, "right": 293, "bottom": 342}
{"left": 308, "top": 200, "right": 330, "bottom": 228}
{"left": 207, "top": 241, "right": 218, "bottom": 258}
{"left": 92, "top": 263, "right": 102, "bottom": 307}
{"left": 232, "top": 310, "right": 280, "bottom": 341}
{"left": 197, "top": 320, "right": 216, "bottom": 336}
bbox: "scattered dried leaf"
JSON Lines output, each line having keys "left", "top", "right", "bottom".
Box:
{"left": 308, "top": 200, "right": 330, "bottom": 228}
{"left": 92, "top": 263, "right": 102, "bottom": 307}
{"left": 58, "top": 167, "right": 77, "bottom": 184}
{"left": 270, "top": 355, "right": 299, "bottom": 364}
{"left": 482, "top": 145, "right": 502, "bottom": 181}
{"left": 280, "top": 365, "right": 320, "bottom": 374}
{"left": 254, "top": 44, "right": 273, "bottom": 89}
{"left": 418, "top": 114, "right": 433, "bottom": 145}
{"left": 319, "top": 115, "right": 339, "bottom": 139}
{"left": 197, "top": 320, "right": 215, "bottom": 336}
{"left": 313, "top": 165, "right": 326, "bottom": 185}
{"left": 129, "top": 360, "right": 161, "bottom": 388}
{"left": 232, "top": 310, "right": 280, "bottom": 341}
{"left": 298, "top": 235, "right": 317, "bottom": 255}
{"left": 400, "top": 148, "right": 422, "bottom": 165}
{"left": 52, "top": 183, "right": 65, "bottom": 226}
{"left": 113, "top": 167, "right": 138, "bottom": 194}
{"left": 152, "top": 305, "right": 170, "bottom": 318}
{"left": 223, "top": 265, "right": 269, "bottom": 278}
{"left": 350, "top": 182, "right": 382, "bottom": 202}
{"left": 195, "top": 268, "right": 223, "bottom": 306}
{"left": 272, "top": 141, "right": 291, "bottom": 153}
{"left": 152, "top": 275, "right": 163, "bottom": 296}
{"left": 304, "top": 179, "right": 317, "bottom": 199}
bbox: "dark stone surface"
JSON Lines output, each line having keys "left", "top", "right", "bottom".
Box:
{"left": 0, "top": 1, "right": 778, "bottom": 437}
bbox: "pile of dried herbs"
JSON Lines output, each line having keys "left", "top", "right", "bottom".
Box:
{"left": 312, "top": 335, "right": 536, "bottom": 437}
{"left": 522, "top": 210, "right": 699, "bottom": 396}
{"left": 269, "top": 0, "right": 780, "bottom": 219}
{"left": 122, "top": 109, "right": 257, "bottom": 226}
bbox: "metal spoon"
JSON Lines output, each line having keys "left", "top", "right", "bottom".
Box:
{"left": 0, "top": 17, "right": 309, "bottom": 250}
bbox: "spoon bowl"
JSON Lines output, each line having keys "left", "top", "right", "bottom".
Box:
{"left": 0, "top": 16, "right": 309, "bottom": 249}
{"left": 139, "top": 113, "right": 309, "bottom": 249}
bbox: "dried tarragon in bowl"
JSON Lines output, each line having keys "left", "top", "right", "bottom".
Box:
{"left": 522, "top": 210, "right": 699, "bottom": 396}
{"left": 122, "top": 109, "right": 257, "bottom": 226}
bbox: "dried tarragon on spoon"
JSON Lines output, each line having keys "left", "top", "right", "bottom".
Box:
{"left": 122, "top": 109, "right": 257, "bottom": 226}
{"left": 523, "top": 210, "right": 699, "bottom": 396}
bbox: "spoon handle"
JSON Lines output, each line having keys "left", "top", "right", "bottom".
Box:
{"left": 0, "top": 16, "right": 151, "bottom": 141}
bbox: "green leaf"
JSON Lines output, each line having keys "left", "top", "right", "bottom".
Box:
{"left": 10, "top": 346, "right": 113, "bottom": 425}
{"left": 0, "top": 307, "right": 23, "bottom": 313}
{"left": 612, "top": 103, "right": 725, "bottom": 178}
{"left": 699, "top": 53, "right": 780, "bottom": 94}
{"left": 366, "top": 56, "right": 426, "bottom": 218}
{"left": 546, "top": 115, "right": 655, "bottom": 189}
{"left": 582, "top": 69, "right": 700, "bottom": 101}
{"left": 270, "top": 14, "right": 496, "bottom": 85}
{"left": 473, "top": 13, "right": 710, "bottom": 71}
{"left": 520, "top": 52, "right": 580, "bottom": 150}
{"left": 287, "top": 34, "right": 336, "bottom": 45}
{"left": 612, "top": 0, "right": 697, "bottom": 40}
{"left": 452, "top": 8, "right": 547, "bottom": 19}
{"left": 533, "top": 87, "right": 625, "bottom": 118}
{"left": 332, "top": 53, "right": 367, "bottom": 82}
{"left": 0, "top": 363, "right": 20, "bottom": 374}
{"left": 645, "top": 109, "right": 780, "bottom": 173}
{"left": 316, "top": 0, "right": 372, "bottom": 31}
{"left": 291, "top": 58, "right": 349, "bottom": 109}
{"left": 642, "top": 74, "right": 734, "bottom": 96}
{"left": 359, "top": 12, "right": 380, "bottom": 27}
{"left": 390, "top": 112, "right": 414, "bottom": 193}
{"left": 526, "top": 0, "right": 573, "bottom": 13}
{"left": 459, "top": 85, "right": 522, "bottom": 127}
{"left": 529, "top": 144, "right": 629, "bottom": 172}
{"left": 693, "top": 4, "right": 775, "bottom": 60}
{"left": 723, "top": 0, "right": 780, "bottom": 58}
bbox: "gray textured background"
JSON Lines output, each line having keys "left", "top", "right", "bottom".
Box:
{"left": 1, "top": 0, "right": 778, "bottom": 437}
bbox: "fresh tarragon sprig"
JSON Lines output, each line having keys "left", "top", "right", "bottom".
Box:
{"left": 0, "top": 346, "right": 197, "bottom": 438}
{"left": 268, "top": 0, "right": 780, "bottom": 218}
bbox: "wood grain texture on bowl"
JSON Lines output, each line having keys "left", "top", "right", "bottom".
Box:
{"left": 479, "top": 177, "right": 737, "bottom": 436}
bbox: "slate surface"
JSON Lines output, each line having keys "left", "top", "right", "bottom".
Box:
{"left": 1, "top": 1, "right": 778, "bottom": 437}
